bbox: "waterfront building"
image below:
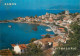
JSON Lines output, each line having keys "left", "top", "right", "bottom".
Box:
{"left": 11, "top": 44, "right": 27, "bottom": 54}
{"left": 46, "top": 12, "right": 49, "bottom": 15}
{"left": 25, "top": 16, "right": 30, "bottom": 20}
{"left": 17, "top": 17, "right": 22, "bottom": 20}
{"left": 42, "top": 15, "right": 46, "bottom": 19}
{"left": 33, "top": 36, "right": 66, "bottom": 50}
{"left": 14, "top": 45, "right": 21, "bottom": 54}
{"left": 65, "top": 10, "right": 69, "bottom": 15}
{"left": 50, "top": 14, "right": 55, "bottom": 18}
{"left": 38, "top": 16, "right": 42, "bottom": 19}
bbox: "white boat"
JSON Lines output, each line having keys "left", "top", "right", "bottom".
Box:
{"left": 8, "top": 25, "right": 12, "bottom": 28}
{"left": 46, "top": 29, "right": 52, "bottom": 31}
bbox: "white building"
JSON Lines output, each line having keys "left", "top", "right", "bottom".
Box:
{"left": 50, "top": 14, "right": 55, "bottom": 18}
{"left": 65, "top": 10, "right": 69, "bottom": 15}
{"left": 42, "top": 15, "right": 46, "bottom": 19}
{"left": 67, "top": 19, "right": 72, "bottom": 24}
{"left": 11, "top": 44, "right": 27, "bottom": 54}
{"left": 14, "top": 45, "right": 21, "bottom": 54}
{"left": 46, "top": 12, "right": 49, "bottom": 15}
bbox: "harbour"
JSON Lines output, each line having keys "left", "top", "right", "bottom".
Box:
{"left": 0, "top": 22, "right": 54, "bottom": 50}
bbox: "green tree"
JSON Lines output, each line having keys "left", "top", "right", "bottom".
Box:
{"left": 29, "top": 38, "right": 37, "bottom": 43}
{"left": 53, "top": 22, "right": 80, "bottom": 56}
{"left": 58, "top": 11, "right": 65, "bottom": 15}
{"left": 26, "top": 43, "right": 44, "bottom": 56}
{"left": 30, "top": 16, "right": 33, "bottom": 18}
{"left": 35, "top": 15, "right": 37, "bottom": 18}
{"left": 54, "top": 34, "right": 58, "bottom": 36}
{"left": 13, "top": 18, "right": 18, "bottom": 21}
{"left": 44, "top": 34, "right": 51, "bottom": 38}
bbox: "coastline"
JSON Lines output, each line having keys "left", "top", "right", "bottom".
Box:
{"left": 0, "top": 20, "right": 57, "bottom": 34}
{"left": 0, "top": 20, "right": 48, "bottom": 26}
{"left": 0, "top": 11, "right": 74, "bottom": 53}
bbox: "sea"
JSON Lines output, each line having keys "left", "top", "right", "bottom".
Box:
{"left": 0, "top": 10, "right": 80, "bottom": 50}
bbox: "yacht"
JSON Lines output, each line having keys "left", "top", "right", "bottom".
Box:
{"left": 46, "top": 29, "right": 52, "bottom": 31}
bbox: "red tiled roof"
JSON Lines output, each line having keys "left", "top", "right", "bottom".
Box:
{"left": 49, "top": 19, "right": 54, "bottom": 22}
{"left": 39, "top": 36, "right": 63, "bottom": 44}
{"left": 63, "top": 18, "right": 68, "bottom": 20}
{"left": 59, "top": 20, "right": 62, "bottom": 23}
{"left": 18, "top": 17, "right": 22, "bottom": 18}
{"left": 11, "top": 44, "right": 27, "bottom": 50}
{"left": 53, "top": 36, "right": 62, "bottom": 40}
{"left": 59, "top": 28, "right": 64, "bottom": 29}
{"left": 59, "top": 29, "right": 65, "bottom": 33}
{"left": 53, "top": 42, "right": 58, "bottom": 47}
{"left": 11, "top": 44, "right": 16, "bottom": 47}
{"left": 19, "top": 44, "right": 27, "bottom": 50}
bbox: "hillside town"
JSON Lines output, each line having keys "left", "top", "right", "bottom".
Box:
{"left": 0, "top": 10, "right": 80, "bottom": 56}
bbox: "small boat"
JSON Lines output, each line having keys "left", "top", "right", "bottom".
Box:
{"left": 46, "top": 29, "right": 52, "bottom": 31}
{"left": 41, "top": 35, "right": 45, "bottom": 36}
{"left": 8, "top": 25, "right": 12, "bottom": 28}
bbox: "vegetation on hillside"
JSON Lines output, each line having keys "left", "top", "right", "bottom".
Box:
{"left": 53, "top": 22, "right": 80, "bottom": 56}
{"left": 29, "top": 38, "right": 37, "bottom": 43}
{"left": 44, "top": 34, "right": 51, "bottom": 38}
{"left": 26, "top": 43, "right": 44, "bottom": 56}
{"left": 13, "top": 18, "right": 18, "bottom": 21}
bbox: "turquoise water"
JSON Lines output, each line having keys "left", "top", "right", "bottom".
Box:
{"left": 0, "top": 23, "right": 54, "bottom": 50}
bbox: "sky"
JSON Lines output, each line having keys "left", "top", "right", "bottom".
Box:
{"left": 0, "top": 0, "right": 80, "bottom": 10}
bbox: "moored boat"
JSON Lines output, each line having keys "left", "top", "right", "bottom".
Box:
{"left": 8, "top": 25, "right": 12, "bottom": 28}
{"left": 46, "top": 29, "right": 52, "bottom": 31}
